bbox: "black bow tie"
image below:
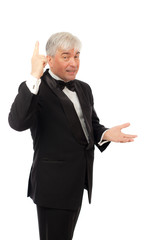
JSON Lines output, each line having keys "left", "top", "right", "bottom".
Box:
{"left": 55, "top": 80, "right": 75, "bottom": 91}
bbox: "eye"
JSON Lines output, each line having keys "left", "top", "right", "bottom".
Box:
{"left": 62, "top": 55, "right": 69, "bottom": 61}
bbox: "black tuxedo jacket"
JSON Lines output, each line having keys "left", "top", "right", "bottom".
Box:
{"left": 9, "top": 69, "right": 110, "bottom": 210}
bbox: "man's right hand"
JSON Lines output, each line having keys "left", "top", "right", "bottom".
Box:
{"left": 31, "top": 41, "right": 47, "bottom": 79}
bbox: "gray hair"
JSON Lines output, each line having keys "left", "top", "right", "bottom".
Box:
{"left": 46, "top": 32, "right": 82, "bottom": 56}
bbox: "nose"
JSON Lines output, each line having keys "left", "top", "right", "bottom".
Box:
{"left": 69, "top": 57, "right": 77, "bottom": 67}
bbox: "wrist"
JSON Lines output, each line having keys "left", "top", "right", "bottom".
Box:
{"left": 31, "top": 71, "right": 41, "bottom": 79}
{"left": 102, "top": 129, "right": 110, "bottom": 141}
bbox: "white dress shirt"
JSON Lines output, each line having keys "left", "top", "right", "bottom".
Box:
{"left": 26, "top": 71, "right": 108, "bottom": 145}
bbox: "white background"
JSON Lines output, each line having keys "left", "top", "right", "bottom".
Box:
{"left": 0, "top": 0, "right": 157, "bottom": 239}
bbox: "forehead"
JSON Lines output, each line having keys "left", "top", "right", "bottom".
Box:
{"left": 56, "top": 48, "right": 80, "bottom": 55}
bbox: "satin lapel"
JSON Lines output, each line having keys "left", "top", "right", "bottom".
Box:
{"left": 75, "top": 81, "right": 93, "bottom": 145}
{"left": 42, "top": 70, "right": 88, "bottom": 146}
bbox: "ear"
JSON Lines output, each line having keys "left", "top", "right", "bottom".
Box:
{"left": 46, "top": 56, "right": 54, "bottom": 68}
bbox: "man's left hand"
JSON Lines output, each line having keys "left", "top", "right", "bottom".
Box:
{"left": 103, "top": 123, "right": 137, "bottom": 143}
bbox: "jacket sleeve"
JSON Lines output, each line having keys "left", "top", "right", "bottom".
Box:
{"left": 8, "top": 82, "right": 39, "bottom": 131}
{"left": 92, "top": 106, "right": 111, "bottom": 152}
{"left": 86, "top": 85, "right": 110, "bottom": 152}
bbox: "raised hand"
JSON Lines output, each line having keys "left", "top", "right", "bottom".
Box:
{"left": 31, "top": 41, "right": 47, "bottom": 79}
{"left": 103, "top": 123, "right": 137, "bottom": 143}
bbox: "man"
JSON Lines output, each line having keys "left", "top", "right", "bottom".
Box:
{"left": 8, "top": 32, "right": 137, "bottom": 240}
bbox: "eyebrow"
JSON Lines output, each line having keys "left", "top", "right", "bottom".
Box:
{"left": 61, "top": 51, "right": 80, "bottom": 55}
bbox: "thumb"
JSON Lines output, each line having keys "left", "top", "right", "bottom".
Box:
{"left": 119, "top": 122, "right": 130, "bottom": 130}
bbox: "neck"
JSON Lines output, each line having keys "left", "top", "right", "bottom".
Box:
{"left": 49, "top": 69, "right": 64, "bottom": 81}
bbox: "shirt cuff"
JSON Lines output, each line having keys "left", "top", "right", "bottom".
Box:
{"left": 98, "top": 129, "right": 110, "bottom": 146}
{"left": 26, "top": 75, "right": 41, "bottom": 95}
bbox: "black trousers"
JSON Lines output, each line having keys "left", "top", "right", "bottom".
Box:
{"left": 36, "top": 205, "right": 81, "bottom": 240}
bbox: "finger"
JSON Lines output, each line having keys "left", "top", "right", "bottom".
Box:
{"left": 41, "top": 57, "right": 47, "bottom": 64}
{"left": 43, "top": 61, "right": 47, "bottom": 68}
{"left": 123, "top": 134, "right": 138, "bottom": 138}
{"left": 43, "top": 63, "right": 47, "bottom": 68}
{"left": 39, "top": 55, "right": 46, "bottom": 58}
{"left": 119, "top": 122, "right": 130, "bottom": 130}
{"left": 120, "top": 138, "right": 134, "bottom": 143}
{"left": 33, "top": 41, "right": 39, "bottom": 56}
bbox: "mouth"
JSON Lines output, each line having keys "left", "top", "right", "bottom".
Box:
{"left": 66, "top": 70, "right": 75, "bottom": 73}
{"left": 66, "top": 71, "right": 76, "bottom": 77}
{"left": 66, "top": 69, "right": 77, "bottom": 74}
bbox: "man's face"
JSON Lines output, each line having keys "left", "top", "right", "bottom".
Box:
{"left": 47, "top": 48, "right": 80, "bottom": 82}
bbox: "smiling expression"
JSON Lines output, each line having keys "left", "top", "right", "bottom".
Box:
{"left": 47, "top": 48, "right": 80, "bottom": 82}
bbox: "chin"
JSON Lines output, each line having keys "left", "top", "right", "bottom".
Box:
{"left": 65, "top": 75, "right": 76, "bottom": 82}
